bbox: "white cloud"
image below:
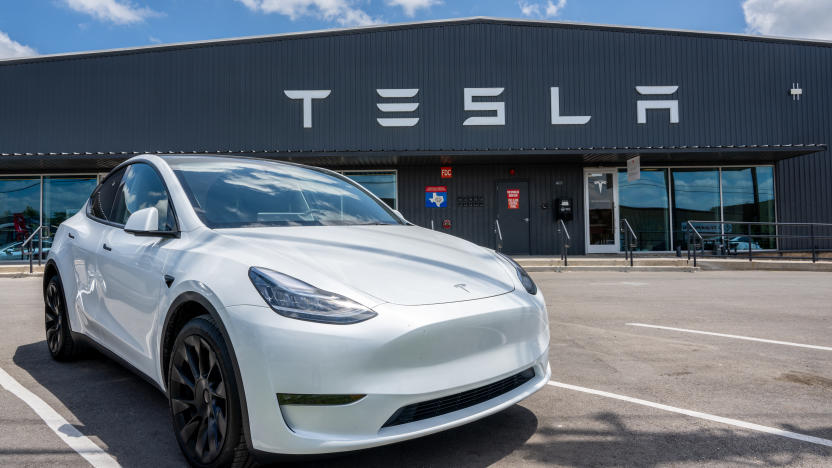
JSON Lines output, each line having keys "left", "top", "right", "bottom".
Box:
{"left": 386, "top": 0, "right": 441, "bottom": 17}
{"left": 0, "top": 31, "right": 36, "bottom": 59}
{"left": 743, "top": 0, "right": 832, "bottom": 40}
{"left": 235, "top": 0, "right": 380, "bottom": 26}
{"left": 62, "top": 0, "right": 159, "bottom": 25}
{"left": 519, "top": 0, "right": 566, "bottom": 19}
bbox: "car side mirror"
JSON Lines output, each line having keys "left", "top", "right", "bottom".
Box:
{"left": 124, "top": 207, "right": 166, "bottom": 237}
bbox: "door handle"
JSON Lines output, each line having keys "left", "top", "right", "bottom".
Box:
{"left": 522, "top": 218, "right": 530, "bottom": 222}
{"left": 67, "top": 232, "right": 75, "bottom": 239}
{"left": 103, "top": 243, "right": 112, "bottom": 252}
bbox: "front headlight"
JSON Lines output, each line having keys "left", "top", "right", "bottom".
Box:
{"left": 495, "top": 252, "right": 538, "bottom": 295}
{"left": 248, "top": 267, "right": 377, "bottom": 324}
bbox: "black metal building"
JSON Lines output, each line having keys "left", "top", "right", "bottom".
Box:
{"left": 0, "top": 17, "right": 829, "bottom": 256}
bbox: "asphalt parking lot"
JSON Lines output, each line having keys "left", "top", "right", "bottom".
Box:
{"left": 1, "top": 271, "right": 831, "bottom": 467}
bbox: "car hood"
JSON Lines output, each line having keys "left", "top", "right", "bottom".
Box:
{"left": 215, "top": 225, "right": 515, "bottom": 306}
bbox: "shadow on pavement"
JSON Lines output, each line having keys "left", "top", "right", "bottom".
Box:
{"left": 519, "top": 412, "right": 832, "bottom": 467}
{"left": 12, "top": 341, "right": 539, "bottom": 467}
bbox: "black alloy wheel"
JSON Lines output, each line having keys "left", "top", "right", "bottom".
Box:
{"left": 168, "top": 316, "right": 249, "bottom": 468}
{"left": 44, "top": 274, "right": 78, "bottom": 360}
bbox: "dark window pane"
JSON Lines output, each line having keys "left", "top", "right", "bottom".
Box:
{"left": 90, "top": 167, "right": 126, "bottom": 221}
{"left": 618, "top": 169, "right": 670, "bottom": 251}
{"left": 721, "top": 167, "right": 775, "bottom": 250}
{"left": 44, "top": 176, "right": 97, "bottom": 240}
{"left": 672, "top": 169, "right": 720, "bottom": 250}
{"left": 0, "top": 177, "right": 41, "bottom": 262}
{"left": 343, "top": 171, "right": 397, "bottom": 209}
{"left": 111, "top": 164, "right": 175, "bottom": 231}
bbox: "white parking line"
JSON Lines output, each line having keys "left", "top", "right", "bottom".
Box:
{"left": 627, "top": 323, "right": 832, "bottom": 351}
{"left": 547, "top": 380, "right": 832, "bottom": 448}
{"left": 0, "top": 366, "right": 121, "bottom": 468}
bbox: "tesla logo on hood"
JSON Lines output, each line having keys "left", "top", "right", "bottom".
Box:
{"left": 454, "top": 283, "right": 470, "bottom": 293}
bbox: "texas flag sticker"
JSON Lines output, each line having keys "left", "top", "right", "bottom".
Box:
{"left": 425, "top": 186, "right": 447, "bottom": 208}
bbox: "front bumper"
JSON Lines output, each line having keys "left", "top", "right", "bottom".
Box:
{"left": 225, "top": 289, "right": 550, "bottom": 455}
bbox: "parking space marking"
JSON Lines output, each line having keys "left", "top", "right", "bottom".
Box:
{"left": 0, "top": 366, "right": 121, "bottom": 468}
{"left": 547, "top": 380, "right": 832, "bottom": 448}
{"left": 627, "top": 323, "right": 832, "bottom": 351}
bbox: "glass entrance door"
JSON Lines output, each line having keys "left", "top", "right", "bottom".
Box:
{"left": 584, "top": 169, "right": 619, "bottom": 253}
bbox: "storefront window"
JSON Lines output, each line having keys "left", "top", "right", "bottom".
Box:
{"left": 721, "top": 167, "right": 776, "bottom": 250}
{"left": 0, "top": 177, "right": 41, "bottom": 262}
{"left": 342, "top": 171, "right": 397, "bottom": 209}
{"left": 44, "top": 176, "right": 98, "bottom": 241}
{"left": 671, "top": 169, "right": 721, "bottom": 250}
{"left": 618, "top": 169, "right": 670, "bottom": 251}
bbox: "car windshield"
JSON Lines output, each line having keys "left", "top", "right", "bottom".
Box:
{"left": 166, "top": 158, "right": 401, "bottom": 228}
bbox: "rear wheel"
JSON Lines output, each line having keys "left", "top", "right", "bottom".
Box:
{"left": 44, "top": 274, "right": 79, "bottom": 361}
{"left": 168, "top": 316, "right": 251, "bottom": 468}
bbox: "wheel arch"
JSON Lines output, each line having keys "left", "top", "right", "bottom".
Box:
{"left": 43, "top": 259, "right": 59, "bottom": 291}
{"left": 160, "top": 291, "right": 254, "bottom": 453}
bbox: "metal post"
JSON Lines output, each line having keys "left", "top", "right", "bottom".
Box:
{"left": 692, "top": 233, "right": 697, "bottom": 268}
{"left": 811, "top": 224, "right": 817, "bottom": 263}
{"left": 748, "top": 224, "right": 753, "bottom": 262}
{"left": 623, "top": 226, "right": 629, "bottom": 262}
{"left": 629, "top": 229, "right": 634, "bottom": 268}
{"left": 430, "top": 220, "right": 434, "bottom": 230}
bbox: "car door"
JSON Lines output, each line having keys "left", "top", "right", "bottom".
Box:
{"left": 72, "top": 167, "right": 126, "bottom": 334}
{"left": 95, "top": 163, "right": 177, "bottom": 376}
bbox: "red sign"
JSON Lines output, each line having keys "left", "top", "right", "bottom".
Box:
{"left": 440, "top": 166, "right": 453, "bottom": 178}
{"left": 506, "top": 189, "right": 520, "bottom": 210}
{"left": 425, "top": 186, "right": 447, "bottom": 192}
{"left": 442, "top": 219, "right": 452, "bottom": 229}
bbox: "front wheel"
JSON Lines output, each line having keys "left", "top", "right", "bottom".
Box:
{"left": 168, "top": 316, "right": 251, "bottom": 468}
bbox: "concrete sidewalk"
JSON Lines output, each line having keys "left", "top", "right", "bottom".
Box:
{"left": 513, "top": 256, "right": 832, "bottom": 272}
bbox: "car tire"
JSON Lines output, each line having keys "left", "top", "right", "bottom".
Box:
{"left": 168, "top": 315, "right": 252, "bottom": 468}
{"left": 44, "top": 274, "right": 80, "bottom": 361}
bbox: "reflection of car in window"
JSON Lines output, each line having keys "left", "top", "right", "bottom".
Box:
{"left": 44, "top": 154, "right": 551, "bottom": 467}
{"left": 728, "top": 236, "right": 762, "bottom": 252}
{"left": 0, "top": 239, "right": 52, "bottom": 259}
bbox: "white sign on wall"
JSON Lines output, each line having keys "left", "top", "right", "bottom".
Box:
{"left": 627, "top": 156, "right": 640, "bottom": 182}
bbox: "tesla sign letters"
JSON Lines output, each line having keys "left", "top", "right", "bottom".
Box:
{"left": 283, "top": 86, "right": 680, "bottom": 128}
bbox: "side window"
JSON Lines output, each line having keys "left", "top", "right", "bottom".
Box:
{"left": 89, "top": 167, "right": 126, "bottom": 221}
{"left": 110, "top": 164, "right": 176, "bottom": 231}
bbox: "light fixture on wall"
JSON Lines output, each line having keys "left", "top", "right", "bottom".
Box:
{"left": 790, "top": 83, "right": 803, "bottom": 101}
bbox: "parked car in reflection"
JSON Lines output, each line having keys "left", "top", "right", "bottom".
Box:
{"left": 727, "top": 236, "right": 762, "bottom": 252}
{"left": 0, "top": 239, "right": 52, "bottom": 260}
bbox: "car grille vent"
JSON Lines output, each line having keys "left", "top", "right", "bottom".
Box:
{"left": 381, "top": 367, "right": 535, "bottom": 428}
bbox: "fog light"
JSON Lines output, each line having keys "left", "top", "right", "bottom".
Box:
{"left": 277, "top": 393, "right": 365, "bottom": 406}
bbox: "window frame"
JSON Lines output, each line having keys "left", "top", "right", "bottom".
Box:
{"left": 86, "top": 161, "right": 181, "bottom": 235}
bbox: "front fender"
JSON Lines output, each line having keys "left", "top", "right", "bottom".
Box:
{"left": 157, "top": 282, "right": 256, "bottom": 454}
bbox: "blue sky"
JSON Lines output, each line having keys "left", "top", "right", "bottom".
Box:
{"left": 0, "top": 0, "right": 830, "bottom": 59}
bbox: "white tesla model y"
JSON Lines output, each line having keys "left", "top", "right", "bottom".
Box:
{"left": 44, "top": 154, "right": 550, "bottom": 467}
